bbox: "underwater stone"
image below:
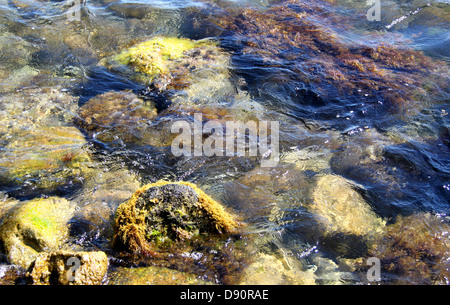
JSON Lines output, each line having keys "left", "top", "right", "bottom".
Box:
{"left": 0, "top": 87, "right": 79, "bottom": 130}
{"left": 108, "top": 265, "right": 214, "bottom": 285}
{"left": 0, "top": 31, "right": 32, "bottom": 72}
{"left": 238, "top": 252, "right": 316, "bottom": 285}
{"left": 112, "top": 180, "right": 239, "bottom": 254}
{"left": 76, "top": 90, "right": 163, "bottom": 146}
{"left": 0, "top": 126, "right": 93, "bottom": 196}
{"left": 0, "top": 197, "right": 75, "bottom": 269}
{"left": 28, "top": 250, "right": 108, "bottom": 285}
{"left": 310, "top": 174, "right": 385, "bottom": 236}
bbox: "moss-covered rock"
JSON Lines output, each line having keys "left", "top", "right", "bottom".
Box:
{"left": 310, "top": 174, "right": 385, "bottom": 237}
{"left": 28, "top": 250, "right": 108, "bottom": 285}
{"left": 0, "top": 197, "right": 75, "bottom": 269}
{"left": 0, "top": 126, "right": 93, "bottom": 196}
{"left": 115, "top": 36, "right": 197, "bottom": 78}
{"left": 108, "top": 36, "right": 229, "bottom": 90}
{"left": 102, "top": 36, "right": 233, "bottom": 107}
{"left": 112, "top": 180, "right": 240, "bottom": 254}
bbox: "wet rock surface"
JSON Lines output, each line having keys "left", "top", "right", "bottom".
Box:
{"left": 28, "top": 250, "right": 108, "bottom": 285}
{"left": 108, "top": 265, "right": 214, "bottom": 285}
{"left": 0, "top": 197, "right": 74, "bottom": 269}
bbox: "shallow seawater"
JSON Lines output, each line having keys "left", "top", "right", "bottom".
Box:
{"left": 0, "top": 0, "right": 449, "bottom": 285}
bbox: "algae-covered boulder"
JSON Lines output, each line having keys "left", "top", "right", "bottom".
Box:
{"left": 310, "top": 174, "right": 385, "bottom": 237}
{"left": 28, "top": 250, "right": 108, "bottom": 285}
{"left": 108, "top": 36, "right": 230, "bottom": 91}
{"left": 113, "top": 181, "right": 239, "bottom": 254}
{"left": 366, "top": 213, "right": 450, "bottom": 284}
{"left": 75, "top": 90, "right": 171, "bottom": 147}
{"left": 0, "top": 126, "right": 93, "bottom": 196}
{"left": 0, "top": 197, "right": 74, "bottom": 269}
{"left": 102, "top": 36, "right": 233, "bottom": 106}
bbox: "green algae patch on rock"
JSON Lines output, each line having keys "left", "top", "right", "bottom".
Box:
{"left": 365, "top": 213, "right": 450, "bottom": 284}
{"left": 108, "top": 265, "right": 214, "bottom": 285}
{"left": 310, "top": 174, "right": 385, "bottom": 237}
{"left": 0, "top": 126, "right": 93, "bottom": 196}
{"left": 28, "top": 250, "right": 108, "bottom": 285}
{"left": 114, "top": 36, "right": 197, "bottom": 78}
{"left": 112, "top": 180, "right": 240, "bottom": 254}
{"left": 104, "top": 36, "right": 231, "bottom": 94}
{"left": 0, "top": 197, "right": 75, "bottom": 269}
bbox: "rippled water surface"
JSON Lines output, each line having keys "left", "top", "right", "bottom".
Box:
{"left": 0, "top": 0, "right": 449, "bottom": 285}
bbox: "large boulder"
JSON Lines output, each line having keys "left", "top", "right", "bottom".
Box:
{"left": 112, "top": 180, "right": 240, "bottom": 254}
{"left": 0, "top": 197, "right": 74, "bottom": 269}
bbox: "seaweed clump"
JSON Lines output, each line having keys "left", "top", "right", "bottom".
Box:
{"left": 366, "top": 213, "right": 450, "bottom": 284}
{"left": 210, "top": 0, "right": 448, "bottom": 113}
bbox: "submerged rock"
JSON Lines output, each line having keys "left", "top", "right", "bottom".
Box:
{"left": 28, "top": 250, "right": 108, "bottom": 285}
{"left": 112, "top": 180, "right": 240, "bottom": 254}
{"left": 238, "top": 252, "right": 316, "bottom": 285}
{"left": 0, "top": 126, "right": 93, "bottom": 196}
{"left": 108, "top": 265, "right": 213, "bottom": 285}
{"left": 310, "top": 174, "right": 385, "bottom": 237}
{"left": 75, "top": 90, "right": 169, "bottom": 147}
{"left": 0, "top": 197, "right": 74, "bottom": 269}
{"left": 0, "top": 31, "right": 32, "bottom": 76}
{"left": 0, "top": 86, "right": 79, "bottom": 132}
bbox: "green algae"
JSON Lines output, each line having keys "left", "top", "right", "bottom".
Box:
{"left": 0, "top": 197, "right": 75, "bottom": 269}
{"left": 115, "top": 36, "right": 198, "bottom": 78}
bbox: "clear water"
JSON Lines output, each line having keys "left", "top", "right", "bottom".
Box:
{"left": 0, "top": 0, "right": 449, "bottom": 284}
